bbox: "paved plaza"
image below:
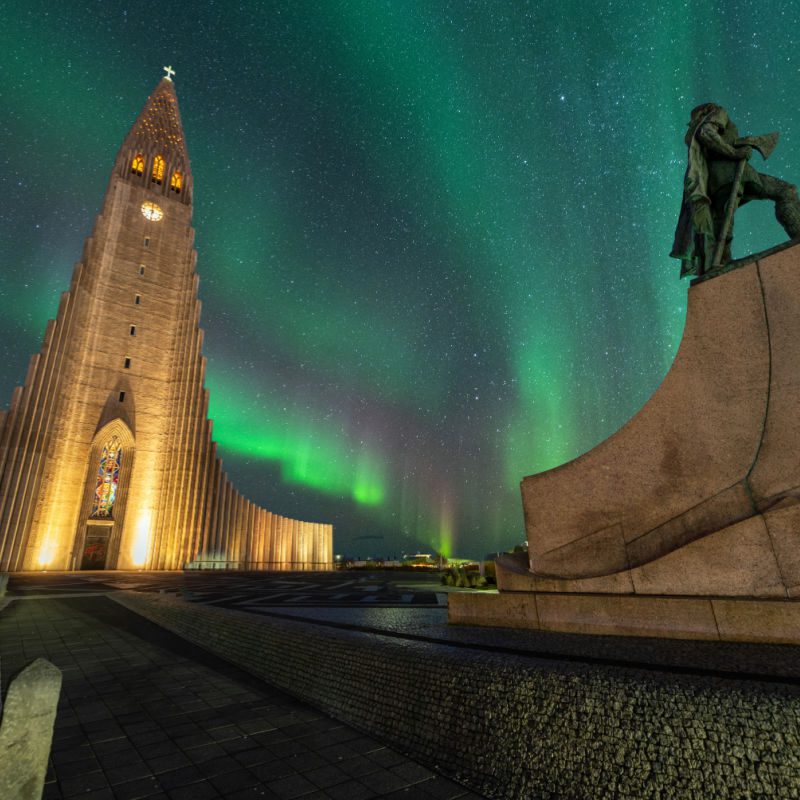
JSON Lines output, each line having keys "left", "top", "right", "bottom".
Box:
{"left": 8, "top": 570, "right": 800, "bottom": 680}
{"left": 3, "top": 570, "right": 800, "bottom": 799}
{"left": 7, "top": 570, "right": 447, "bottom": 607}
{"left": 0, "top": 587, "right": 482, "bottom": 799}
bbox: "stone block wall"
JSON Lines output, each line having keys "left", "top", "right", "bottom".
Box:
{"left": 113, "top": 592, "right": 800, "bottom": 800}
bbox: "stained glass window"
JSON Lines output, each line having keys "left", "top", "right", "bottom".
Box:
{"left": 170, "top": 171, "right": 182, "bottom": 193}
{"left": 91, "top": 437, "right": 122, "bottom": 518}
{"left": 131, "top": 154, "right": 144, "bottom": 175}
{"left": 152, "top": 155, "right": 165, "bottom": 184}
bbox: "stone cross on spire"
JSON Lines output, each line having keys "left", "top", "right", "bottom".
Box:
{"left": 163, "top": 65, "right": 175, "bottom": 82}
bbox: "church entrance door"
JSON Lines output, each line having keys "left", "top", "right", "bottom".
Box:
{"left": 76, "top": 422, "right": 133, "bottom": 571}
{"left": 80, "top": 522, "right": 112, "bottom": 570}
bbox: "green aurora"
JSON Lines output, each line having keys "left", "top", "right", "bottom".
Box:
{"left": 2, "top": 0, "right": 800, "bottom": 557}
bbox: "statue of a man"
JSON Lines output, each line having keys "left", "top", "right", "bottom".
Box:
{"left": 671, "top": 103, "right": 800, "bottom": 277}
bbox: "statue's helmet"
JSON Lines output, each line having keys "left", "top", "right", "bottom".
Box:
{"left": 688, "top": 102, "right": 723, "bottom": 125}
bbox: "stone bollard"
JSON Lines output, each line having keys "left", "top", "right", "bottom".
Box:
{"left": 0, "top": 658, "right": 62, "bottom": 800}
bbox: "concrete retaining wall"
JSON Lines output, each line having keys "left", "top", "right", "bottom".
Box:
{"left": 113, "top": 592, "right": 800, "bottom": 800}
{"left": 449, "top": 584, "right": 800, "bottom": 644}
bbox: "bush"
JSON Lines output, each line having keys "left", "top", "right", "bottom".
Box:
{"left": 441, "top": 566, "right": 492, "bottom": 589}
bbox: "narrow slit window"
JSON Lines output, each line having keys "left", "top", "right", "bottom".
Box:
{"left": 124, "top": 357, "right": 131, "bottom": 369}
{"left": 143, "top": 237, "right": 150, "bottom": 247}
{"left": 139, "top": 265, "right": 145, "bottom": 276}
{"left": 134, "top": 294, "right": 141, "bottom": 305}
{"left": 118, "top": 391, "right": 126, "bottom": 402}
{"left": 131, "top": 154, "right": 144, "bottom": 176}
{"left": 152, "top": 155, "right": 165, "bottom": 184}
{"left": 170, "top": 171, "right": 182, "bottom": 193}
{"left": 130, "top": 325, "right": 136, "bottom": 336}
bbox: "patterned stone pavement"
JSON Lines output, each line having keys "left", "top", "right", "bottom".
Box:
{"left": 7, "top": 570, "right": 447, "bottom": 607}
{"left": 4, "top": 571, "right": 800, "bottom": 799}
{"left": 0, "top": 596, "right": 483, "bottom": 800}
{"left": 7, "top": 570, "right": 800, "bottom": 680}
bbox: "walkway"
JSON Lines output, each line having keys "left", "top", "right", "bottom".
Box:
{"left": 0, "top": 595, "right": 482, "bottom": 800}
{"left": 5, "top": 571, "right": 799, "bottom": 799}
{"left": 10, "top": 570, "right": 798, "bottom": 681}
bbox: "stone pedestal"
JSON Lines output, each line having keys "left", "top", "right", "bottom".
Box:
{"left": 451, "top": 242, "right": 800, "bottom": 643}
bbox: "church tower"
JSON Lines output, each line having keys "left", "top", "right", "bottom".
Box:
{"left": 0, "top": 73, "right": 332, "bottom": 572}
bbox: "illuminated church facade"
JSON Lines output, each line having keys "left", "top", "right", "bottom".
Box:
{"left": 0, "top": 74, "right": 333, "bottom": 572}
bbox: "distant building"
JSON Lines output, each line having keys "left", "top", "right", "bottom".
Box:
{"left": 402, "top": 553, "right": 438, "bottom": 567}
{"left": 0, "top": 75, "right": 332, "bottom": 572}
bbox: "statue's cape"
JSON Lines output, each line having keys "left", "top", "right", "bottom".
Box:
{"left": 670, "top": 107, "right": 728, "bottom": 276}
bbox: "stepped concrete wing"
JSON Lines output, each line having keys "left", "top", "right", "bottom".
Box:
{"left": 522, "top": 245, "right": 800, "bottom": 596}
{"left": 451, "top": 241, "right": 800, "bottom": 642}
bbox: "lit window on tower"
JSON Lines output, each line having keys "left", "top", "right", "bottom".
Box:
{"left": 152, "top": 155, "right": 165, "bottom": 184}
{"left": 91, "top": 437, "right": 122, "bottom": 518}
{"left": 170, "top": 171, "right": 182, "bottom": 193}
{"left": 131, "top": 154, "right": 144, "bottom": 175}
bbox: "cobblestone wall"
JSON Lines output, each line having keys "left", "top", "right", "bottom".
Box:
{"left": 113, "top": 592, "right": 800, "bottom": 800}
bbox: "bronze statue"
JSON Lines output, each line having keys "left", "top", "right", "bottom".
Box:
{"left": 671, "top": 103, "right": 800, "bottom": 277}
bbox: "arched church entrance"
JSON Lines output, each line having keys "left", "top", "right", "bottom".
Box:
{"left": 74, "top": 420, "right": 135, "bottom": 570}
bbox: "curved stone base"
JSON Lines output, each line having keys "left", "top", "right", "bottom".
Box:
{"left": 448, "top": 589, "right": 800, "bottom": 644}
{"left": 520, "top": 243, "right": 800, "bottom": 595}
{"left": 499, "top": 503, "right": 800, "bottom": 599}
{"left": 478, "top": 243, "right": 800, "bottom": 642}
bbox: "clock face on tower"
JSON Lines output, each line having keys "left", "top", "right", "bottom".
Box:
{"left": 140, "top": 201, "right": 164, "bottom": 221}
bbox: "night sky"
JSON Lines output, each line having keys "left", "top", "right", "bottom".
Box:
{"left": 3, "top": 1, "right": 800, "bottom": 559}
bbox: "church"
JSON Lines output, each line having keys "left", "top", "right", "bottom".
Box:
{"left": 0, "top": 72, "right": 333, "bottom": 572}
